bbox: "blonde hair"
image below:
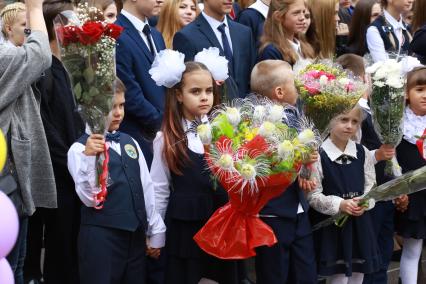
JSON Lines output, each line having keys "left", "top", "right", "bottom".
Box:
{"left": 0, "top": 2, "right": 25, "bottom": 38}
{"left": 251, "top": 60, "right": 293, "bottom": 98}
{"left": 308, "top": 0, "right": 337, "bottom": 59}
{"left": 157, "top": 0, "right": 199, "bottom": 48}
{"left": 260, "top": 0, "right": 314, "bottom": 66}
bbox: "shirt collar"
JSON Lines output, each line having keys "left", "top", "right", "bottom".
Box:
{"left": 357, "top": 97, "right": 370, "bottom": 111}
{"left": 121, "top": 9, "right": 150, "bottom": 32}
{"left": 322, "top": 138, "right": 358, "bottom": 162}
{"left": 183, "top": 115, "right": 209, "bottom": 131}
{"left": 202, "top": 11, "right": 229, "bottom": 31}
{"left": 288, "top": 38, "right": 301, "bottom": 53}
{"left": 249, "top": 0, "right": 269, "bottom": 19}
{"left": 383, "top": 10, "right": 406, "bottom": 31}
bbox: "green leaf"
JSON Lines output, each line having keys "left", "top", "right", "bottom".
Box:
{"left": 89, "top": 87, "right": 100, "bottom": 98}
{"left": 73, "top": 83, "right": 82, "bottom": 100}
{"left": 83, "top": 67, "right": 95, "bottom": 84}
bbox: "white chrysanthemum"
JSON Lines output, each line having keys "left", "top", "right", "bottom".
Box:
{"left": 386, "top": 75, "right": 404, "bottom": 89}
{"left": 373, "top": 67, "right": 387, "bottom": 81}
{"left": 258, "top": 121, "right": 277, "bottom": 138}
{"left": 197, "top": 124, "right": 212, "bottom": 145}
{"left": 319, "top": 75, "right": 328, "bottom": 85}
{"left": 194, "top": 47, "right": 229, "bottom": 81}
{"left": 268, "top": 105, "right": 284, "bottom": 123}
{"left": 278, "top": 140, "right": 294, "bottom": 160}
{"left": 400, "top": 56, "right": 423, "bottom": 75}
{"left": 239, "top": 163, "right": 256, "bottom": 180}
{"left": 253, "top": 105, "right": 266, "bottom": 122}
{"left": 225, "top": 107, "right": 241, "bottom": 126}
{"left": 366, "top": 61, "right": 384, "bottom": 74}
{"left": 217, "top": 154, "right": 234, "bottom": 170}
{"left": 373, "top": 81, "right": 385, "bottom": 87}
{"left": 149, "top": 49, "right": 186, "bottom": 88}
{"left": 298, "top": 129, "right": 316, "bottom": 144}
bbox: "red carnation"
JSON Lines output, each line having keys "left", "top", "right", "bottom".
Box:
{"left": 79, "top": 21, "right": 104, "bottom": 45}
{"left": 104, "top": 23, "right": 124, "bottom": 39}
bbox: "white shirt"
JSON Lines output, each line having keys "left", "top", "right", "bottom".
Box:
{"left": 120, "top": 9, "right": 158, "bottom": 55}
{"left": 249, "top": 0, "right": 269, "bottom": 19}
{"left": 307, "top": 139, "right": 376, "bottom": 216}
{"left": 150, "top": 118, "right": 208, "bottom": 219}
{"left": 202, "top": 11, "right": 233, "bottom": 52}
{"left": 289, "top": 38, "right": 304, "bottom": 60}
{"left": 366, "top": 10, "right": 408, "bottom": 62}
{"left": 67, "top": 134, "right": 166, "bottom": 248}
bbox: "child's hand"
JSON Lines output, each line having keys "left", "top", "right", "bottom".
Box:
{"left": 352, "top": 197, "right": 367, "bottom": 216}
{"left": 375, "top": 144, "right": 395, "bottom": 162}
{"left": 146, "top": 247, "right": 161, "bottom": 259}
{"left": 305, "top": 150, "right": 319, "bottom": 165}
{"left": 83, "top": 134, "right": 105, "bottom": 156}
{"left": 394, "top": 194, "right": 409, "bottom": 212}
{"left": 336, "top": 22, "right": 349, "bottom": 36}
{"left": 298, "top": 177, "right": 317, "bottom": 193}
{"left": 339, "top": 199, "right": 364, "bottom": 215}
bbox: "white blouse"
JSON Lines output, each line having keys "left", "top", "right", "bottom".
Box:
{"left": 307, "top": 139, "right": 376, "bottom": 216}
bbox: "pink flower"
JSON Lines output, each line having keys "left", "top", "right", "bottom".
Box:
{"left": 345, "top": 82, "right": 354, "bottom": 92}
{"left": 304, "top": 82, "right": 320, "bottom": 95}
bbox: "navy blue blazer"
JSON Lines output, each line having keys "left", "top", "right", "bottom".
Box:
{"left": 172, "top": 14, "right": 256, "bottom": 98}
{"left": 115, "top": 14, "right": 166, "bottom": 165}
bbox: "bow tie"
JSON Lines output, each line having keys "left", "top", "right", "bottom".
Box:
{"left": 106, "top": 132, "right": 120, "bottom": 143}
{"left": 336, "top": 154, "right": 354, "bottom": 164}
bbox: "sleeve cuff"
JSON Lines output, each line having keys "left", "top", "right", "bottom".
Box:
{"left": 149, "top": 233, "right": 166, "bottom": 248}
{"left": 370, "top": 149, "right": 378, "bottom": 165}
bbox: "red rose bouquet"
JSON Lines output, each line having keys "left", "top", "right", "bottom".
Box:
{"left": 192, "top": 96, "right": 317, "bottom": 259}
{"left": 54, "top": 2, "right": 123, "bottom": 208}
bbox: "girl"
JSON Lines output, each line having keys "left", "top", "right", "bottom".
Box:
{"left": 258, "top": 0, "right": 314, "bottom": 66}
{"left": 93, "top": 0, "right": 118, "bottom": 23}
{"left": 150, "top": 61, "right": 240, "bottom": 284}
{"left": 346, "top": 0, "right": 381, "bottom": 56}
{"left": 157, "top": 0, "right": 198, "bottom": 48}
{"left": 395, "top": 66, "right": 426, "bottom": 284}
{"left": 0, "top": 2, "right": 26, "bottom": 47}
{"left": 308, "top": 0, "right": 347, "bottom": 58}
{"left": 410, "top": 0, "right": 426, "bottom": 64}
{"left": 308, "top": 106, "right": 380, "bottom": 284}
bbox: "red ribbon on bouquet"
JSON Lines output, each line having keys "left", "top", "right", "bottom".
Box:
{"left": 193, "top": 136, "right": 301, "bottom": 259}
{"left": 94, "top": 143, "right": 110, "bottom": 209}
{"left": 416, "top": 128, "right": 426, "bottom": 161}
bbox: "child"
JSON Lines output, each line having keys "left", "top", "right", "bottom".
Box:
{"left": 308, "top": 106, "right": 380, "bottom": 284}
{"left": 150, "top": 61, "right": 240, "bottom": 284}
{"left": 337, "top": 53, "right": 406, "bottom": 284}
{"left": 0, "top": 2, "right": 26, "bottom": 47}
{"left": 395, "top": 66, "right": 426, "bottom": 284}
{"left": 258, "top": 0, "right": 314, "bottom": 65}
{"left": 250, "top": 59, "right": 318, "bottom": 284}
{"left": 67, "top": 78, "right": 166, "bottom": 284}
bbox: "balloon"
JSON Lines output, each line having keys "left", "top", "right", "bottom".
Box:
{"left": 0, "top": 130, "right": 6, "bottom": 172}
{"left": 0, "top": 192, "right": 18, "bottom": 258}
{"left": 0, "top": 258, "right": 14, "bottom": 284}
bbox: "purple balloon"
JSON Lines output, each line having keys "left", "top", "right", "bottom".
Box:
{"left": 0, "top": 191, "right": 18, "bottom": 259}
{"left": 0, "top": 258, "right": 14, "bottom": 284}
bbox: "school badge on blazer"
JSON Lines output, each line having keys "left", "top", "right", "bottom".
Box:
{"left": 124, "top": 144, "right": 138, "bottom": 159}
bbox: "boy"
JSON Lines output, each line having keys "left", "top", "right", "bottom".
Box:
{"left": 67, "top": 78, "right": 166, "bottom": 284}
{"left": 250, "top": 60, "right": 317, "bottom": 284}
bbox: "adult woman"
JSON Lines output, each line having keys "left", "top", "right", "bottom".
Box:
{"left": 93, "top": 0, "right": 118, "bottom": 23}
{"left": 0, "top": 2, "right": 26, "bottom": 46}
{"left": 410, "top": 0, "right": 426, "bottom": 64}
{"left": 157, "top": 0, "right": 198, "bottom": 48}
{"left": 346, "top": 0, "right": 381, "bottom": 56}
{"left": 0, "top": 0, "right": 56, "bottom": 283}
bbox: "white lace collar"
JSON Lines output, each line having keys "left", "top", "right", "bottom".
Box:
{"left": 403, "top": 106, "right": 426, "bottom": 144}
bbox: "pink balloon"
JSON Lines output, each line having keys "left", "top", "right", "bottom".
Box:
{"left": 0, "top": 192, "right": 19, "bottom": 258}
{"left": 0, "top": 258, "right": 14, "bottom": 284}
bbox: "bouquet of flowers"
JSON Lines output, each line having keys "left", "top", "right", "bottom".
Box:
{"left": 54, "top": 2, "right": 123, "bottom": 208}
{"left": 365, "top": 58, "right": 409, "bottom": 177}
{"left": 312, "top": 165, "right": 426, "bottom": 230}
{"left": 193, "top": 96, "right": 318, "bottom": 259}
{"left": 296, "top": 61, "right": 366, "bottom": 177}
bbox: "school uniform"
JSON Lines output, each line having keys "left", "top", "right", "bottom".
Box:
{"left": 308, "top": 139, "right": 380, "bottom": 277}
{"left": 237, "top": 0, "right": 269, "bottom": 48}
{"left": 394, "top": 107, "right": 426, "bottom": 239}
{"left": 359, "top": 99, "right": 395, "bottom": 284}
{"left": 257, "top": 39, "right": 304, "bottom": 67}
{"left": 366, "top": 10, "right": 412, "bottom": 62}
{"left": 255, "top": 107, "right": 317, "bottom": 284}
{"left": 67, "top": 131, "right": 166, "bottom": 284}
{"left": 410, "top": 24, "right": 426, "bottom": 64}
{"left": 151, "top": 118, "right": 240, "bottom": 284}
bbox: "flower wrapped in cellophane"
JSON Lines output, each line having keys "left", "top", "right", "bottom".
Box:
{"left": 54, "top": 2, "right": 123, "bottom": 208}
{"left": 193, "top": 96, "right": 318, "bottom": 259}
{"left": 365, "top": 57, "right": 420, "bottom": 177}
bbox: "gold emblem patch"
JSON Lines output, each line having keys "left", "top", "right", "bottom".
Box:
{"left": 124, "top": 144, "right": 138, "bottom": 159}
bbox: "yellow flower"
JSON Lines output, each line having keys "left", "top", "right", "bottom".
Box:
{"left": 278, "top": 140, "right": 294, "bottom": 160}
{"left": 239, "top": 163, "right": 256, "bottom": 180}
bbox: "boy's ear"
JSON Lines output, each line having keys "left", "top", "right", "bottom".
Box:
{"left": 274, "top": 86, "right": 285, "bottom": 100}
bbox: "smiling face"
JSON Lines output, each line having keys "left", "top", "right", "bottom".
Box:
{"left": 178, "top": 0, "right": 197, "bottom": 26}
{"left": 177, "top": 69, "right": 214, "bottom": 121}
{"left": 281, "top": 0, "right": 306, "bottom": 35}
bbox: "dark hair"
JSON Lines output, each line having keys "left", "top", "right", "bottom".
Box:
{"left": 336, "top": 53, "right": 365, "bottom": 77}
{"left": 43, "top": 0, "right": 74, "bottom": 41}
{"left": 407, "top": 66, "right": 426, "bottom": 94}
{"left": 115, "top": 77, "right": 126, "bottom": 94}
{"left": 347, "top": 0, "right": 379, "bottom": 56}
{"left": 161, "top": 62, "right": 220, "bottom": 175}
{"left": 412, "top": 0, "right": 426, "bottom": 33}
